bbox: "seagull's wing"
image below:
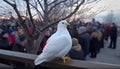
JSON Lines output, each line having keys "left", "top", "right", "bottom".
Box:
{"left": 34, "top": 35, "right": 70, "bottom": 65}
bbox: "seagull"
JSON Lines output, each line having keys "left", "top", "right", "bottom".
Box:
{"left": 34, "top": 20, "right": 72, "bottom": 65}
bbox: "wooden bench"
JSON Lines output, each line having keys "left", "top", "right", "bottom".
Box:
{"left": 0, "top": 49, "right": 120, "bottom": 69}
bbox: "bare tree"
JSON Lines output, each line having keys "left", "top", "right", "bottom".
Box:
{"left": 2, "top": 0, "right": 100, "bottom": 54}
{"left": 69, "top": 0, "right": 105, "bottom": 21}
{"left": 31, "top": 0, "right": 89, "bottom": 54}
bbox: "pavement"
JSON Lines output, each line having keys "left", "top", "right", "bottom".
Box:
{"left": 88, "top": 37, "right": 120, "bottom": 65}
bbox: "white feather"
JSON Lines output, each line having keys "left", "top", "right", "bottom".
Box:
{"left": 34, "top": 20, "right": 72, "bottom": 65}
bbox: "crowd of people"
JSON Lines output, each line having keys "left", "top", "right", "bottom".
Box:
{"left": 69, "top": 19, "right": 118, "bottom": 60}
{"left": 0, "top": 20, "right": 28, "bottom": 69}
{"left": 0, "top": 18, "right": 118, "bottom": 69}
{"left": 39, "top": 19, "right": 118, "bottom": 61}
{"left": 0, "top": 22, "right": 27, "bottom": 52}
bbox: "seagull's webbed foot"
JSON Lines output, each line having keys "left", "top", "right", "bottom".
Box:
{"left": 62, "top": 56, "right": 71, "bottom": 63}
{"left": 55, "top": 56, "right": 71, "bottom": 63}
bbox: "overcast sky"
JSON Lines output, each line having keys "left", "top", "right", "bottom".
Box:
{"left": 92, "top": 0, "right": 120, "bottom": 15}
{"left": 1, "top": 0, "right": 120, "bottom": 13}
{"left": 93, "top": 0, "right": 120, "bottom": 23}
{"left": 0, "top": 0, "right": 120, "bottom": 23}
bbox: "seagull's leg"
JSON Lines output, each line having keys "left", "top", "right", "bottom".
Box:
{"left": 55, "top": 56, "right": 71, "bottom": 63}
{"left": 62, "top": 56, "right": 71, "bottom": 63}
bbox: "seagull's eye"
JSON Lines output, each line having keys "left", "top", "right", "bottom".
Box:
{"left": 62, "top": 22, "right": 64, "bottom": 24}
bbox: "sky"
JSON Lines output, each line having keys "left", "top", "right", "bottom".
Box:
{"left": 98, "top": 0, "right": 120, "bottom": 15}
{"left": 0, "top": 0, "right": 120, "bottom": 23}
{"left": 102, "top": 0, "right": 120, "bottom": 10}
{"left": 93, "top": 0, "right": 120, "bottom": 23}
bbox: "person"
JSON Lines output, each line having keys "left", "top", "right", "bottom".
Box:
{"left": 69, "top": 25, "right": 78, "bottom": 38}
{"left": 12, "top": 34, "right": 27, "bottom": 52}
{"left": 90, "top": 30, "right": 102, "bottom": 58}
{"left": 0, "top": 23, "right": 8, "bottom": 31}
{"left": 99, "top": 26, "right": 105, "bottom": 48}
{"left": 69, "top": 38, "right": 84, "bottom": 60}
{"left": 0, "top": 29, "right": 10, "bottom": 50}
{"left": 17, "top": 27, "right": 24, "bottom": 35}
{"left": 0, "top": 29, "right": 12, "bottom": 65}
{"left": 108, "top": 23, "right": 117, "bottom": 49}
{"left": 77, "top": 26, "right": 90, "bottom": 60}
{"left": 38, "top": 30, "right": 51, "bottom": 54}
{"left": 105, "top": 24, "right": 112, "bottom": 41}
{"left": 7, "top": 27, "right": 16, "bottom": 50}
{"left": 12, "top": 34, "right": 27, "bottom": 69}
{"left": 51, "top": 25, "right": 57, "bottom": 35}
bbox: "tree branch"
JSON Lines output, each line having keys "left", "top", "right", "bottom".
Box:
{"left": 61, "top": 0, "right": 85, "bottom": 20}
{"left": 48, "top": 0, "right": 58, "bottom": 6}
{"left": 37, "top": 0, "right": 45, "bottom": 13}
{"left": 3, "top": 0, "right": 15, "bottom": 7}
{"left": 32, "top": 0, "right": 85, "bottom": 54}
{"left": 48, "top": 5, "right": 65, "bottom": 21}
{"left": 85, "top": 0, "right": 100, "bottom": 4}
{"left": 48, "top": 0, "right": 68, "bottom": 13}
{"left": 41, "top": 0, "right": 85, "bottom": 32}
{"left": 3, "top": 0, "right": 31, "bottom": 38}
{"left": 29, "top": 3, "right": 44, "bottom": 19}
{"left": 25, "top": 0, "right": 36, "bottom": 29}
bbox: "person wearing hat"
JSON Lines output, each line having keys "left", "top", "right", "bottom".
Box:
{"left": 7, "top": 28, "right": 15, "bottom": 45}
{"left": 0, "top": 30, "right": 10, "bottom": 50}
{"left": 69, "top": 38, "right": 84, "bottom": 60}
{"left": 77, "top": 26, "right": 90, "bottom": 60}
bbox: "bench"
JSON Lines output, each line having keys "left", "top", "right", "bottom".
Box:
{"left": 0, "top": 49, "right": 120, "bottom": 69}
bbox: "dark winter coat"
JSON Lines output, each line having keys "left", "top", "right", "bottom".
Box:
{"left": 69, "top": 46, "right": 84, "bottom": 60}
{"left": 77, "top": 32, "right": 90, "bottom": 57}
{"left": 0, "top": 38, "right": 10, "bottom": 50}
{"left": 69, "top": 38, "right": 84, "bottom": 60}
{"left": 90, "top": 37, "right": 100, "bottom": 53}
{"left": 110, "top": 26, "right": 117, "bottom": 40}
{"left": 12, "top": 42, "right": 27, "bottom": 53}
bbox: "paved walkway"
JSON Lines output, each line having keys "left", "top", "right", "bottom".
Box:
{"left": 89, "top": 37, "right": 120, "bottom": 65}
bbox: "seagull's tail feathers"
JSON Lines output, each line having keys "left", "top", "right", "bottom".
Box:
{"left": 34, "top": 54, "right": 46, "bottom": 65}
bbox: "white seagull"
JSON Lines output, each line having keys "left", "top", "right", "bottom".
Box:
{"left": 34, "top": 20, "right": 72, "bottom": 65}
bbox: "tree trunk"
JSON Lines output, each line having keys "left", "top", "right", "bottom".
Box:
{"left": 31, "top": 0, "right": 50, "bottom": 54}
{"left": 31, "top": 31, "right": 45, "bottom": 54}
{"left": 27, "top": 36, "right": 34, "bottom": 53}
{"left": 44, "top": 0, "right": 49, "bottom": 25}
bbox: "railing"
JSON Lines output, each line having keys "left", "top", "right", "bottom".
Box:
{"left": 0, "top": 63, "right": 13, "bottom": 69}
{"left": 0, "top": 49, "right": 120, "bottom": 69}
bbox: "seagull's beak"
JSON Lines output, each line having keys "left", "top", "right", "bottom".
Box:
{"left": 66, "top": 22, "right": 70, "bottom": 26}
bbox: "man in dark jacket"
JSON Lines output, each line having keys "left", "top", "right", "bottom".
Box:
{"left": 12, "top": 34, "right": 27, "bottom": 52}
{"left": 108, "top": 23, "right": 117, "bottom": 49}
{"left": 0, "top": 30, "right": 10, "bottom": 50}
{"left": 0, "top": 30, "right": 11, "bottom": 65}
{"left": 77, "top": 26, "right": 90, "bottom": 60}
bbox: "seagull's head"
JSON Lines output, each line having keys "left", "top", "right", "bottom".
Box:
{"left": 58, "top": 20, "right": 70, "bottom": 28}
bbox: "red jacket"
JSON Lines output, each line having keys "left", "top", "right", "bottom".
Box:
{"left": 7, "top": 35, "right": 15, "bottom": 44}
{"left": 106, "top": 25, "right": 112, "bottom": 36}
{"left": 41, "top": 41, "right": 46, "bottom": 49}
